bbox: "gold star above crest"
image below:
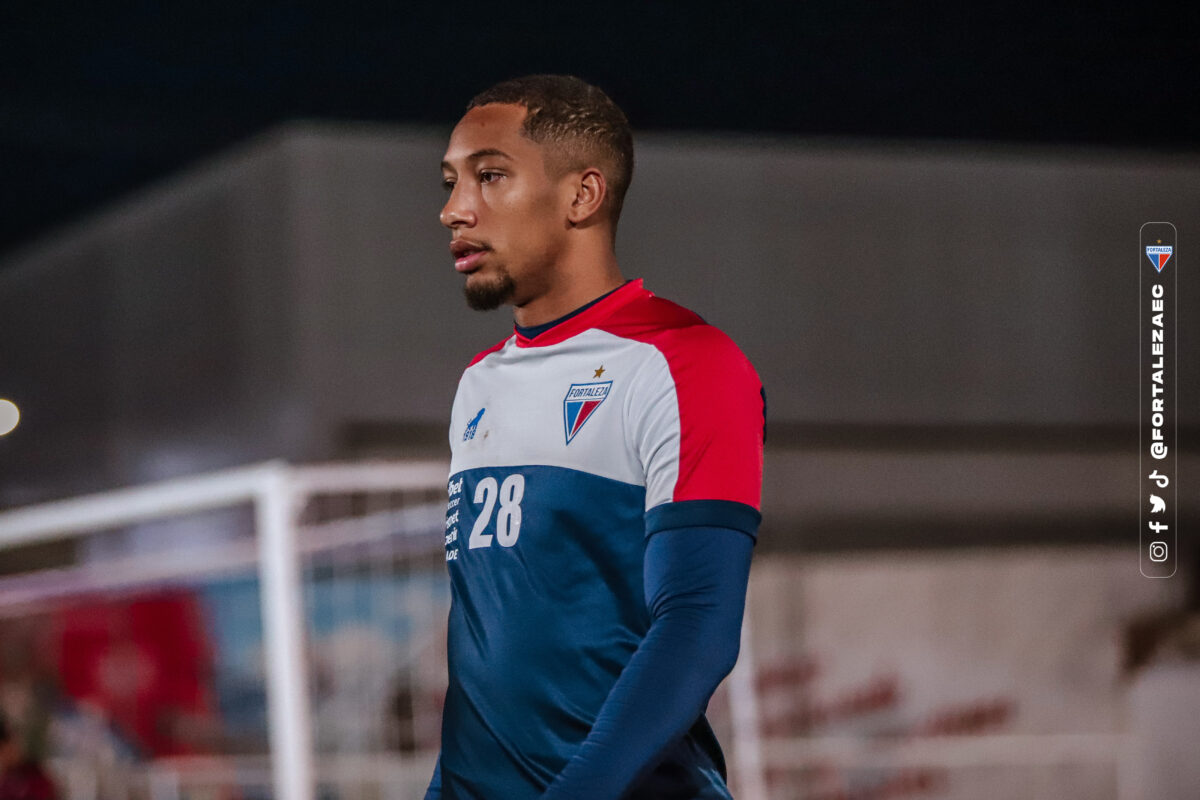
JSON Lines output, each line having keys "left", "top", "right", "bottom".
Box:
{"left": 594, "top": 365, "right": 605, "bottom": 378}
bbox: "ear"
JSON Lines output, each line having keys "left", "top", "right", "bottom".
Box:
{"left": 566, "top": 168, "right": 608, "bottom": 226}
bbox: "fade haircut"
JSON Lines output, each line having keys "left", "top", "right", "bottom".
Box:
{"left": 467, "top": 75, "right": 634, "bottom": 232}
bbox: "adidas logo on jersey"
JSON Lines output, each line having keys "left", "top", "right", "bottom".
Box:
{"left": 463, "top": 407, "right": 485, "bottom": 441}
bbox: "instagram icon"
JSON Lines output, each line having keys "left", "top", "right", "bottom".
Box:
{"left": 1148, "top": 541, "right": 1168, "bottom": 563}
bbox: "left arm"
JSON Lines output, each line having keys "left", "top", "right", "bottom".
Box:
{"left": 540, "top": 523, "right": 754, "bottom": 800}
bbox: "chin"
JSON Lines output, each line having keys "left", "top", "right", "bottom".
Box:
{"left": 463, "top": 270, "right": 517, "bottom": 311}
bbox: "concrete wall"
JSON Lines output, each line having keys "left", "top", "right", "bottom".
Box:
{"left": 275, "top": 127, "right": 1200, "bottom": 431}
{"left": 1, "top": 135, "right": 305, "bottom": 503}
{"left": 1, "top": 125, "right": 1196, "bottom": 551}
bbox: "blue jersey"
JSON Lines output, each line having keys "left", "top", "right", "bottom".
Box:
{"left": 440, "top": 280, "right": 764, "bottom": 798}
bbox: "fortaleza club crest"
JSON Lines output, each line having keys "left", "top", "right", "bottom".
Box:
{"left": 1146, "top": 245, "right": 1173, "bottom": 272}
{"left": 563, "top": 381, "right": 612, "bottom": 444}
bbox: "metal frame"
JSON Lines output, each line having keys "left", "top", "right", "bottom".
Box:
{"left": 0, "top": 459, "right": 448, "bottom": 800}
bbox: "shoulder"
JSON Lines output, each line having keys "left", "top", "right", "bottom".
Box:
{"left": 597, "top": 290, "right": 704, "bottom": 341}
{"left": 466, "top": 335, "right": 513, "bottom": 369}
{"left": 599, "top": 291, "right": 758, "bottom": 388}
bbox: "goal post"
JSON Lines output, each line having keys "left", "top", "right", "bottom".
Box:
{"left": 0, "top": 459, "right": 450, "bottom": 800}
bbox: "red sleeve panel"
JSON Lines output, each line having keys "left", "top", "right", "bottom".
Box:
{"left": 653, "top": 323, "right": 764, "bottom": 509}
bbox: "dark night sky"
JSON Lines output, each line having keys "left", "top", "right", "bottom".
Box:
{"left": 2, "top": 1, "right": 1198, "bottom": 260}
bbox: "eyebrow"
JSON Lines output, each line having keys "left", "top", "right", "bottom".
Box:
{"left": 441, "top": 148, "right": 514, "bottom": 171}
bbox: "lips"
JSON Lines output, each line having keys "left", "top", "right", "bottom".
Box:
{"left": 450, "top": 239, "right": 489, "bottom": 273}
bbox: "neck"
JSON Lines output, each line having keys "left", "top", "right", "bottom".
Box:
{"left": 511, "top": 242, "right": 623, "bottom": 328}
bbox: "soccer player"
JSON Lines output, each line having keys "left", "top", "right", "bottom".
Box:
{"left": 429, "top": 75, "right": 764, "bottom": 800}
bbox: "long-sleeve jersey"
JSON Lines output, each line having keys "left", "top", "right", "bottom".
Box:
{"left": 437, "top": 278, "right": 764, "bottom": 798}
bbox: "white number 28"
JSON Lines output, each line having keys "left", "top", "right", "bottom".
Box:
{"left": 467, "top": 473, "right": 525, "bottom": 549}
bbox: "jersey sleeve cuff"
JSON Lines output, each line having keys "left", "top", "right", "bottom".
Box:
{"left": 644, "top": 499, "right": 761, "bottom": 540}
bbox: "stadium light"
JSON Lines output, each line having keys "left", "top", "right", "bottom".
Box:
{"left": 0, "top": 399, "right": 18, "bottom": 436}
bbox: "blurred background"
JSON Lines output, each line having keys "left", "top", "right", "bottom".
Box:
{"left": 1, "top": 3, "right": 1198, "bottom": 799}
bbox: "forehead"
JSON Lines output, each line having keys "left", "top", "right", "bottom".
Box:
{"left": 442, "top": 103, "right": 545, "bottom": 169}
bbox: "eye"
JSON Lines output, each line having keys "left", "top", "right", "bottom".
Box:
{"left": 479, "top": 170, "right": 503, "bottom": 184}
{"left": 441, "top": 178, "right": 456, "bottom": 192}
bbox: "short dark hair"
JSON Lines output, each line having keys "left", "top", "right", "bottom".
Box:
{"left": 467, "top": 75, "right": 634, "bottom": 231}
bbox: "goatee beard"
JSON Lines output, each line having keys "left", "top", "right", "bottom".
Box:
{"left": 463, "top": 270, "right": 516, "bottom": 311}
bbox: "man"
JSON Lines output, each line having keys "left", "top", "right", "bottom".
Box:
{"left": 429, "top": 75, "right": 764, "bottom": 800}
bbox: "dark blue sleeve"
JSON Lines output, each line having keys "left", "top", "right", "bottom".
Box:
{"left": 423, "top": 754, "right": 442, "bottom": 799}
{"left": 540, "top": 524, "right": 754, "bottom": 800}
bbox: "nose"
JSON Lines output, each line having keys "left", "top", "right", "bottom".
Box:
{"left": 440, "top": 184, "right": 476, "bottom": 229}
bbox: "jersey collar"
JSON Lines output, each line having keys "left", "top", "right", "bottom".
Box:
{"left": 513, "top": 278, "right": 647, "bottom": 348}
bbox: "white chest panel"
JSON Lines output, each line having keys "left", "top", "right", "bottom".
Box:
{"left": 449, "top": 328, "right": 678, "bottom": 496}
